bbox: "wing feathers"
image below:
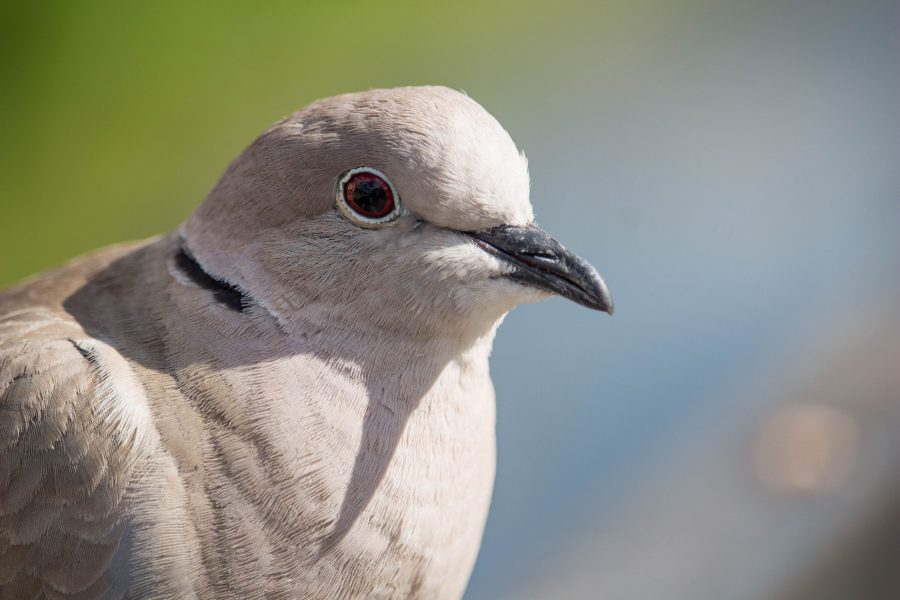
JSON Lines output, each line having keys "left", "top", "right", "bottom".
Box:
{"left": 0, "top": 311, "right": 141, "bottom": 597}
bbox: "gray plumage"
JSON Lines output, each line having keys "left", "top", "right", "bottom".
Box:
{"left": 0, "top": 86, "right": 611, "bottom": 599}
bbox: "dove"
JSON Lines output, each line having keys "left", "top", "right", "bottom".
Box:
{"left": 0, "top": 86, "right": 612, "bottom": 600}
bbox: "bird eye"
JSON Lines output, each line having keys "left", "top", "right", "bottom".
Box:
{"left": 336, "top": 167, "right": 402, "bottom": 227}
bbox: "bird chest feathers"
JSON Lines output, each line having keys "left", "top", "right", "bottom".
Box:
{"left": 128, "top": 306, "right": 500, "bottom": 599}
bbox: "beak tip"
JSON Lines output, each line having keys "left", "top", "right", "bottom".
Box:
{"left": 585, "top": 271, "right": 614, "bottom": 315}
{"left": 593, "top": 287, "right": 614, "bottom": 316}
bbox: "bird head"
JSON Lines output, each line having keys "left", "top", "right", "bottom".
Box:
{"left": 182, "top": 86, "right": 611, "bottom": 340}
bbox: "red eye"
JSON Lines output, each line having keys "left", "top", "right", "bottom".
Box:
{"left": 341, "top": 169, "right": 396, "bottom": 219}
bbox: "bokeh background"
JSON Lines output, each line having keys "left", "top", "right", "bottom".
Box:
{"left": 2, "top": 1, "right": 899, "bottom": 598}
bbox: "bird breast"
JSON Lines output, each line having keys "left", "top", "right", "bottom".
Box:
{"left": 146, "top": 337, "right": 498, "bottom": 599}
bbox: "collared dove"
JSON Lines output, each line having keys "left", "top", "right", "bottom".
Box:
{"left": 0, "top": 86, "right": 612, "bottom": 600}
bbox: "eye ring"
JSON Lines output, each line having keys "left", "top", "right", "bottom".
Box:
{"left": 336, "top": 167, "right": 403, "bottom": 227}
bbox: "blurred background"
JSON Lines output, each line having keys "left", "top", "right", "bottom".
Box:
{"left": 2, "top": 0, "right": 898, "bottom": 598}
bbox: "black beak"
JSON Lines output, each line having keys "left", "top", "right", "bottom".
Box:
{"left": 465, "top": 224, "right": 614, "bottom": 314}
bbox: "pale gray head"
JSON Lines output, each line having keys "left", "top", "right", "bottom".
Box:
{"left": 182, "top": 86, "right": 611, "bottom": 340}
